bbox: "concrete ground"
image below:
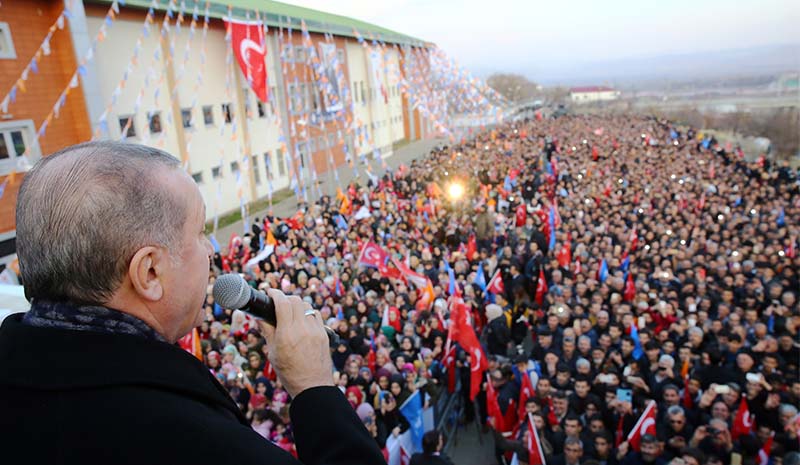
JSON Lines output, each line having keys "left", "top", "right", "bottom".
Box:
{"left": 215, "top": 137, "right": 444, "bottom": 240}
{"left": 447, "top": 422, "right": 498, "bottom": 465}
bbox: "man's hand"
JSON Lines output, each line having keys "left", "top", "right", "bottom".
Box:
{"left": 258, "top": 289, "right": 334, "bottom": 398}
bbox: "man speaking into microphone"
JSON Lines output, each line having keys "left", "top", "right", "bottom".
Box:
{"left": 0, "top": 141, "right": 385, "bottom": 465}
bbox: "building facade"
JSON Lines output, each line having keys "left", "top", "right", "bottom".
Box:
{"left": 569, "top": 86, "right": 620, "bottom": 104}
{"left": 0, "top": 0, "right": 435, "bottom": 262}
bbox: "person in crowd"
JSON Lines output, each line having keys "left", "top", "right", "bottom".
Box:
{"left": 5, "top": 113, "right": 794, "bottom": 465}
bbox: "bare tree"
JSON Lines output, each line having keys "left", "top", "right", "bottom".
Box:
{"left": 486, "top": 73, "right": 539, "bottom": 102}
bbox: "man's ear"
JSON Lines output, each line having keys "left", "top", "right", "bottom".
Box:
{"left": 128, "top": 246, "right": 166, "bottom": 302}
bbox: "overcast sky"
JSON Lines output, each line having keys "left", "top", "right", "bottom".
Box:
{"left": 291, "top": 0, "right": 799, "bottom": 82}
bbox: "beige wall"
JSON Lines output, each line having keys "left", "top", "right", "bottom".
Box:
{"left": 87, "top": 7, "right": 418, "bottom": 222}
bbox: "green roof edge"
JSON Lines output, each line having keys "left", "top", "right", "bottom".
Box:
{"left": 92, "top": 0, "right": 430, "bottom": 47}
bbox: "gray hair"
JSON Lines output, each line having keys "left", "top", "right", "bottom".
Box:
{"left": 16, "top": 141, "right": 185, "bottom": 305}
{"left": 564, "top": 436, "right": 583, "bottom": 449}
{"left": 780, "top": 404, "right": 799, "bottom": 418}
{"left": 667, "top": 405, "right": 684, "bottom": 417}
{"left": 659, "top": 354, "right": 675, "bottom": 368}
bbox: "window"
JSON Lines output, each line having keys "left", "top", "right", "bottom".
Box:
{"left": 328, "top": 133, "right": 336, "bottom": 148}
{"left": 318, "top": 136, "right": 326, "bottom": 150}
{"left": 181, "top": 108, "right": 192, "bottom": 128}
{"left": 222, "top": 103, "right": 233, "bottom": 124}
{"left": 191, "top": 172, "right": 204, "bottom": 184}
{"left": 276, "top": 148, "right": 286, "bottom": 175}
{"left": 337, "top": 49, "right": 345, "bottom": 66}
{"left": 202, "top": 105, "right": 214, "bottom": 125}
{"left": 309, "top": 137, "right": 316, "bottom": 153}
{"left": 118, "top": 115, "right": 136, "bottom": 138}
{"left": 295, "top": 45, "right": 305, "bottom": 63}
{"left": 230, "top": 161, "right": 239, "bottom": 174}
{"left": 282, "top": 44, "right": 292, "bottom": 62}
{"left": 0, "top": 121, "right": 38, "bottom": 175}
{"left": 148, "top": 112, "right": 162, "bottom": 133}
{"left": 243, "top": 89, "right": 252, "bottom": 117}
{"left": 211, "top": 166, "right": 222, "bottom": 179}
{"left": 251, "top": 155, "right": 260, "bottom": 184}
{"left": 289, "top": 84, "right": 303, "bottom": 113}
{"left": 312, "top": 88, "right": 321, "bottom": 112}
{"left": 300, "top": 83, "right": 308, "bottom": 112}
{"left": 257, "top": 101, "right": 266, "bottom": 118}
{"left": 263, "top": 151, "right": 274, "bottom": 180}
{"left": 0, "top": 22, "right": 16, "bottom": 59}
{"left": 353, "top": 83, "right": 359, "bottom": 103}
{"left": 360, "top": 81, "right": 366, "bottom": 104}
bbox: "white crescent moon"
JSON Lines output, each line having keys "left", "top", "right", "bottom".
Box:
{"left": 239, "top": 38, "right": 265, "bottom": 70}
{"left": 471, "top": 348, "right": 482, "bottom": 372}
{"left": 742, "top": 413, "right": 752, "bottom": 429}
{"left": 641, "top": 417, "right": 656, "bottom": 435}
{"left": 365, "top": 246, "right": 381, "bottom": 261}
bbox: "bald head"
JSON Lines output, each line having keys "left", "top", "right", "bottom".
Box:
{"left": 16, "top": 141, "right": 186, "bottom": 305}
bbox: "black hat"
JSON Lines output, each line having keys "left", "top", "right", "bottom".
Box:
{"left": 537, "top": 327, "right": 552, "bottom": 337}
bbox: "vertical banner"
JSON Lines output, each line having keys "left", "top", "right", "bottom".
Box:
{"left": 226, "top": 19, "right": 268, "bottom": 103}
{"left": 318, "top": 42, "right": 343, "bottom": 113}
{"left": 369, "top": 46, "right": 388, "bottom": 104}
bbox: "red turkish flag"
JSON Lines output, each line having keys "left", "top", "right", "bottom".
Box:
{"left": 527, "top": 413, "right": 547, "bottom": 465}
{"left": 177, "top": 327, "right": 203, "bottom": 360}
{"left": 623, "top": 272, "right": 636, "bottom": 302}
{"left": 628, "top": 401, "right": 657, "bottom": 452}
{"left": 557, "top": 237, "right": 571, "bottom": 269}
{"left": 534, "top": 269, "right": 548, "bottom": 306}
{"left": 226, "top": 20, "right": 268, "bottom": 102}
{"left": 732, "top": 397, "right": 753, "bottom": 440}
{"left": 358, "top": 241, "right": 390, "bottom": 270}
{"left": 444, "top": 344, "right": 457, "bottom": 393}
{"left": 487, "top": 269, "right": 505, "bottom": 295}
{"left": 518, "top": 371, "right": 536, "bottom": 421}
{"left": 515, "top": 203, "right": 527, "bottom": 227}
{"left": 466, "top": 234, "right": 477, "bottom": 261}
{"left": 629, "top": 227, "right": 639, "bottom": 252}
{"left": 486, "top": 374, "right": 505, "bottom": 431}
{"left": 758, "top": 434, "right": 774, "bottom": 465}
{"left": 450, "top": 299, "right": 488, "bottom": 400}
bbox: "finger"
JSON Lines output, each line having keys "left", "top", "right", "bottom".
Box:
{"left": 268, "top": 289, "right": 295, "bottom": 326}
{"left": 257, "top": 319, "right": 275, "bottom": 344}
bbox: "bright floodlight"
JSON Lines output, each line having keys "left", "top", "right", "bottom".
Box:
{"left": 447, "top": 182, "right": 465, "bottom": 201}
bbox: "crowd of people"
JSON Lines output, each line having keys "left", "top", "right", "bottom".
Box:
{"left": 194, "top": 112, "right": 799, "bottom": 465}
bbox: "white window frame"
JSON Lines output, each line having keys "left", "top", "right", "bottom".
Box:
{"left": 0, "top": 22, "right": 17, "bottom": 60}
{"left": 0, "top": 120, "right": 40, "bottom": 176}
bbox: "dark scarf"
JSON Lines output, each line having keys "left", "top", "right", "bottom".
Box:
{"left": 23, "top": 300, "right": 166, "bottom": 343}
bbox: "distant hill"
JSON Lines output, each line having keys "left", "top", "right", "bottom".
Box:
{"left": 529, "top": 43, "right": 800, "bottom": 87}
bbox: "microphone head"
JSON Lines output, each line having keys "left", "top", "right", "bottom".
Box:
{"left": 213, "top": 274, "right": 251, "bottom": 310}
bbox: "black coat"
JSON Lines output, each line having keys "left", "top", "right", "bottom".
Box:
{"left": 0, "top": 314, "right": 385, "bottom": 465}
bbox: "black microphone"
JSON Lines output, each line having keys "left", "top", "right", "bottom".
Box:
{"left": 212, "top": 274, "right": 339, "bottom": 346}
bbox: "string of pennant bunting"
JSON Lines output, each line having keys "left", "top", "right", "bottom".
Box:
{"left": 0, "top": 2, "right": 70, "bottom": 114}
{"left": 93, "top": 0, "right": 159, "bottom": 140}
{"left": 3, "top": 0, "right": 123, "bottom": 186}
{"left": 2, "top": 0, "right": 508, "bottom": 213}
{"left": 181, "top": 1, "right": 212, "bottom": 168}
